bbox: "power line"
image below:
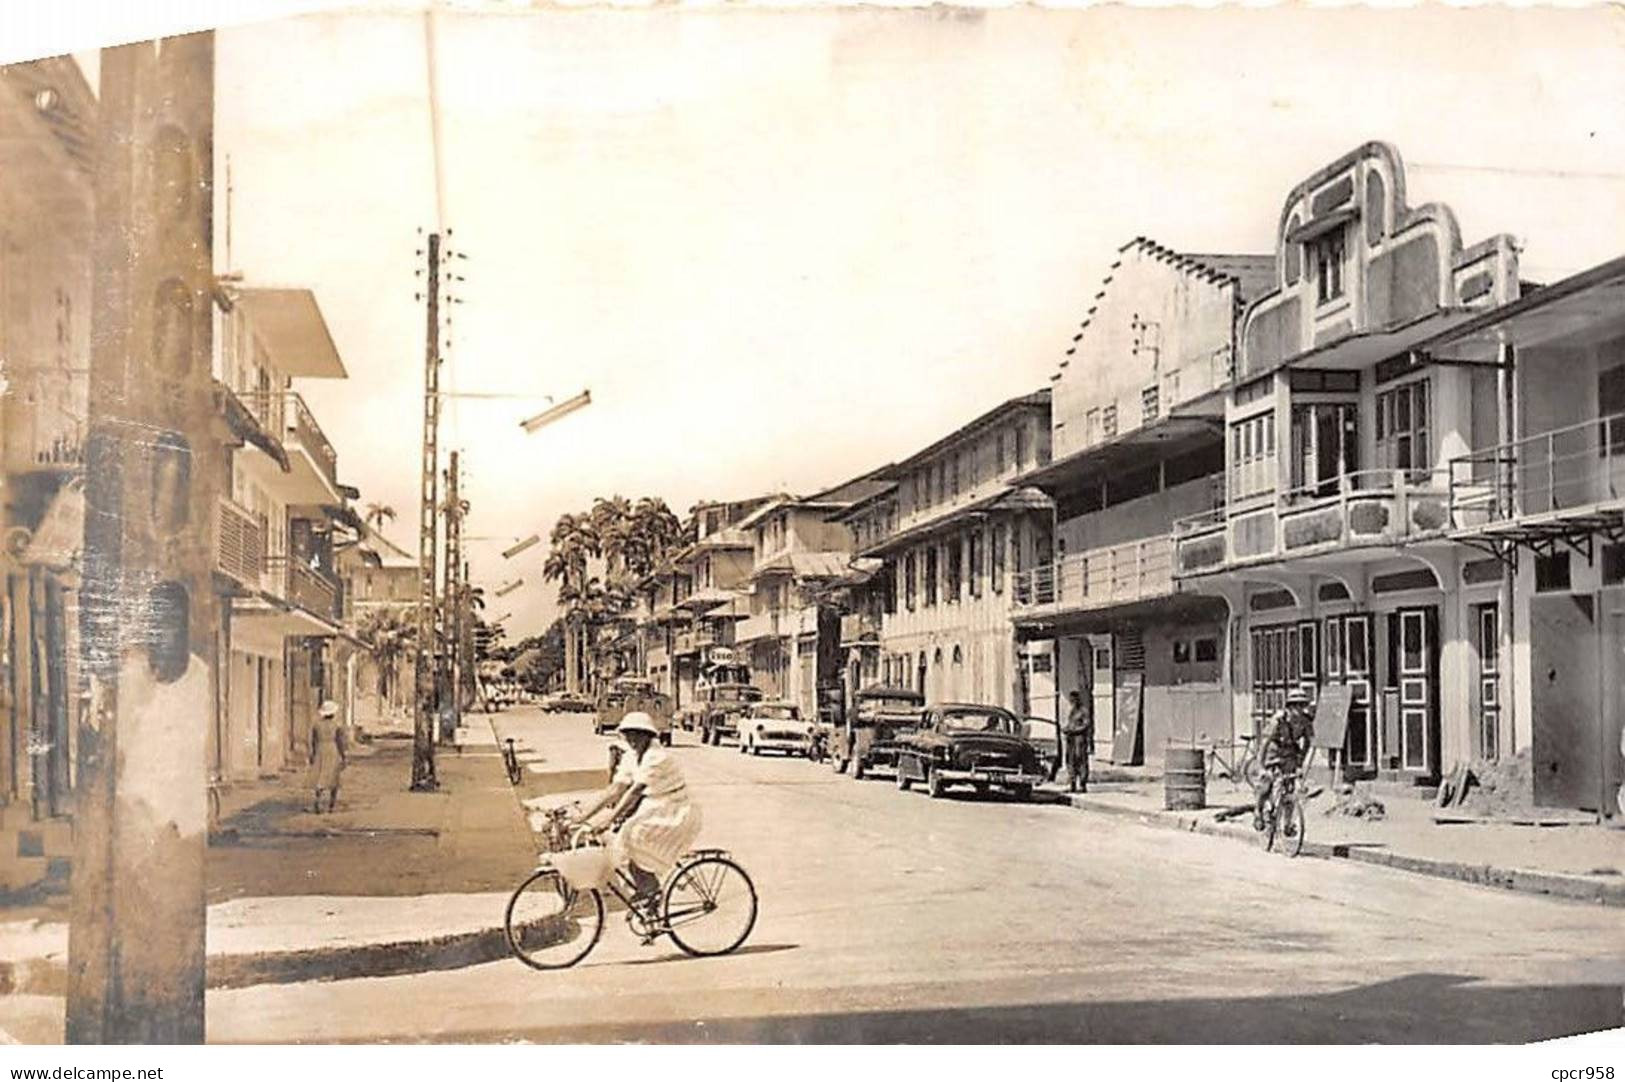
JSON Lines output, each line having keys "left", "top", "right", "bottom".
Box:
{"left": 1411, "top": 161, "right": 1625, "bottom": 182}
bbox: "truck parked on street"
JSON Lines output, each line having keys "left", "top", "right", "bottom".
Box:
{"left": 832, "top": 685, "right": 923, "bottom": 780}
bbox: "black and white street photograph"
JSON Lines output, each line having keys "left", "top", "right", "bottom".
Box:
{"left": 1, "top": 0, "right": 1624, "bottom": 1056}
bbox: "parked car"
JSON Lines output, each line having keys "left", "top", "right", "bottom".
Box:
{"left": 699, "top": 682, "right": 764, "bottom": 746}
{"left": 832, "top": 685, "right": 924, "bottom": 780}
{"left": 895, "top": 703, "right": 1046, "bottom": 800}
{"left": 593, "top": 677, "right": 674, "bottom": 745}
{"left": 738, "top": 701, "right": 814, "bottom": 757}
{"left": 543, "top": 692, "right": 593, "bottom": 714}
{"left": 1021, "top": 717, "right": 1061, "bottom": 782}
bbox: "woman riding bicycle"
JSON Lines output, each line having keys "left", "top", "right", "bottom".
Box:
{"left": 572, "top": 711, "right": 701, "bottom": 914}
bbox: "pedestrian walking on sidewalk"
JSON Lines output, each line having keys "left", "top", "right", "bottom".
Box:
{"left": 1063, "top": 689, "right": 1094, "bottom": 794}
{"left": 308, "top": 699, "right": 348, "bottom": 814}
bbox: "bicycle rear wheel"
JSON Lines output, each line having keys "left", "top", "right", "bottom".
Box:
{"left": 662, "top": 855, "right": 758, "bottom": 957}
{"left": 505, "top": 869, "right": 605, "bottom": 970}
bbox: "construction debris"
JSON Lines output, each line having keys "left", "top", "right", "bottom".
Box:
{"left": 1324, "top": 784, "right": 1386, "bottom": 820}
{"left": 1440, "top": 750, "right": 1540, "bottom": 819}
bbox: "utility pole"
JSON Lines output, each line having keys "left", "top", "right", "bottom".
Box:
{"left": 441, "top": 450, "right": 462, "bottom": 742}
{"left": 68, "top": 33, "right": 218, "bottom": 1043}
{"left": 412, "top": 232, "right": 442, "bottom": 791}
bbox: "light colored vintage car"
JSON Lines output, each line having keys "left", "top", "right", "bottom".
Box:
{"left": 738, "top": 701, "right": 814, "bottom": 757}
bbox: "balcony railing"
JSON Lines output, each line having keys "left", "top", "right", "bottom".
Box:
{"left": 1174, "top": 469, "right": 1452, "bottom": 577}
{"left": 1449, "top": 411, "right": 1625, "bottom": 529}
{"left": 215, "top": 497, "right": 266, "bottom": 589}
{"left": 265, "top": 555, "right": 342, "bottom": 623}
{"left": 1012, "top": 536, "right": 1175, "bottom": 612}
{"left": 239, "top": 390, "right": 339, "bottom": 492}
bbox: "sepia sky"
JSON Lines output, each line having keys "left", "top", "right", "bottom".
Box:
{"left": 62, "top": 4, "right": 1625, "bottom": 638}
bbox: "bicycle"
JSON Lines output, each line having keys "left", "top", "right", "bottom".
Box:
{"left": 1257, "top": 767, "right": 1307, "bottom": 857}
{"left": 501, "top": 737, "right": 524, "bottom": 786}
{"left": 505, "top": 808, "right": 758, "bottom": 969}
{"left": 1205, "top": 734, "right": 1262, "bottom": 790}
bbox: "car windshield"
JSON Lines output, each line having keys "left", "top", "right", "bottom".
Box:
{"left": 756, "top": 706, "right": 798, "bottom": 720}
{"left": 940, "top": 709, "right": 1017, "bottom": 734}
{"left": 864, "top": 697, "right": 920, "bottom": 714}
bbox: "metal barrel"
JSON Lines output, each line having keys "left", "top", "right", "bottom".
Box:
{"left": 1164, "top": 745, "right": 1207, "bottom": 810}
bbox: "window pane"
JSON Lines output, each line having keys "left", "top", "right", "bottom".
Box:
{"left": 1348, "top": 619, "right": 1368, "bottom": 672}
{"left": 1402, "top": 614, "right": 1423, "bottom": 671}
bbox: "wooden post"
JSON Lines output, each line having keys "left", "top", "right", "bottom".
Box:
{"left": 68, "top": 33, "right": 218, "bottom": 1043}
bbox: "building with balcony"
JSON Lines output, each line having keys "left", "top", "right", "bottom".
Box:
{"left": 0, "top": 56, "right": 96, "bottom": 887}
{"left": 212, "top": 283, "right": 357, "bottom": 781}
{"left": 1011, "top": 238, "right": 1273, "bottom": 761}
{"left": 668, "top": 501, "right": 761, "bottom": 703}
{"left": 1170, "top": 142, "right": 1523, "bottom": 787}
{"left": 1431, "top": 254, "right": 1625, "bottom": 814}
{"left": 835, "top": 391, "right": 1053, "bottom": 711}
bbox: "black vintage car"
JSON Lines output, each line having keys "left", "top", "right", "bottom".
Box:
{"left": 894, "top": 703, "right": 1046, "bottom": 801}
{"left": 699, "top": 682, "right": 764, "bottom": 746}
{"left": 832, "top": 685, "right": 924, "bottom": 780}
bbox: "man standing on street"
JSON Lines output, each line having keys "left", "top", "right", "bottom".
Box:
{"left": 1063, "top": 689, "right": 1094, "bottom": 794}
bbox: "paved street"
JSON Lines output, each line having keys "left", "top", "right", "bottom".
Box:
{"left": 207, "top": 708, "right": 1625, "bottom": 1044}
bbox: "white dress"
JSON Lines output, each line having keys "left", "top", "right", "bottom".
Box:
{"left": 611, "top": 745, "right": 701, "bottom": 877}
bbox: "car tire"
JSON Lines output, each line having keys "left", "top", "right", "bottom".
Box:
{"left": 1011, "top": 784, "right": 1033, "bottom": 803}
{"left": 926, "top": 766, "right": 946, "bottom": 799}
{"left": 896, "top": 762, "right": 912, "bottom": 792}
{"left": 832, "top": 756, "right": 848, "bottom": 775}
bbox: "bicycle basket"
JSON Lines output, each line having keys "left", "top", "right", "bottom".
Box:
{"left": 551, "top": 845, "right": 612, "bottom": 890}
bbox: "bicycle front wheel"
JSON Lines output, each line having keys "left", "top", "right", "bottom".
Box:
{"left": 663, "top": 855, "right": 758, "bottom": 958}
{"left": 1283, "top": 792, "right": 1307, "bottom": 857}
{"left": 505, "top": 869, "right": 605, "bottom": 970}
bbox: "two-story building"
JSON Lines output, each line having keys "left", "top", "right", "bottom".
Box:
{"left": 0, "top": 55, "right": 96, "bottom": 889}
{"left": 1172, "top": 142, "right": 1522, "bottom": 788}
{"left": 1010, "top": 238, "right": 1274, "bottom": 761}
{"left": 212, "top": 284, "right": 357, "bottom": 780}
{"left": 1428, "top": 254, "right": 1625, "bottom": 815}
{"left": 838, "top": 391, "right": 1054, "bottom": 711}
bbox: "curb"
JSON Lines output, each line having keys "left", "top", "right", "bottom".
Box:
{"left": 1065, "top": 795, "right": 1625, "bottom": 907}
{"left": 1, "top": 914, "right": 577, "bottom": 996}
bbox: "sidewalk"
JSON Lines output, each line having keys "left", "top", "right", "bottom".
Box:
{"left": 1049, "top": 764, "right": 1625, "bottom": 906}
{"left": 1, "top": 720, "right": 545, "bottom": 1036}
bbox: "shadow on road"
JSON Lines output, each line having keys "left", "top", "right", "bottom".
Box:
{"left": 620, "top": 943, "right": 801, "bottom": 967}
{"left": 480, "top": 972, "right": 1624, "bottom": 1044}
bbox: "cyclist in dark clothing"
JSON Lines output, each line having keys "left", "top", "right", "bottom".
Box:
{"left": 1254, "top": 687, "right": 1315, "bottom": 830}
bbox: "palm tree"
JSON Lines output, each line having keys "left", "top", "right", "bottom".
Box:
{"left": 364, "top": 502, "right": 397, "bottom": 532}
{"left": 359, "top": 607, "right": 416, "bottom": 711}
{"left": 544, "top": 512, "right": 600, "bottom": 694}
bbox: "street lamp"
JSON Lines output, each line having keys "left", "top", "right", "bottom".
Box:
{"left": 519, "top": 389, "right": 591, "bottom": 434}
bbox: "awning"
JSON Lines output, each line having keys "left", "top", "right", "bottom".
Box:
{"left": 1282, "top": 309, "right": 1478, "bottom": 373}
{"left": 1018, "top": 415, "right": 1221, "bottom": 496}
{"left": 1285, "top": 208, "right": 1358, "bottom": 246}
{"left": 1418, "top": 255, "right": 1625, "bottom": 363}
{"left": 235, "top": 288, "right": 347, "bottom": 379}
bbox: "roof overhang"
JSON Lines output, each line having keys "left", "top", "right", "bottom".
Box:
{"left": 860, "top": 488, "right": 1053, "bottom": 558}
{"left": 1018, "top": 415, "right": 1221, "bottom": 496}
{"left": 1417, "top": 256, "right": 1625, "bottom": 364}
{"left": 1282, "top": 309, "right": 1478, "bottom": 374}
{"left": 236, "top": 288, "right": 347, "bottom": 378}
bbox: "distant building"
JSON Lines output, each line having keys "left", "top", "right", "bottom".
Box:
{"left": 1010, "top": 238, "right": 1273, "bottom": 760}
{"left": 837, "top": 391, "right": 1053, "bottom": 711}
